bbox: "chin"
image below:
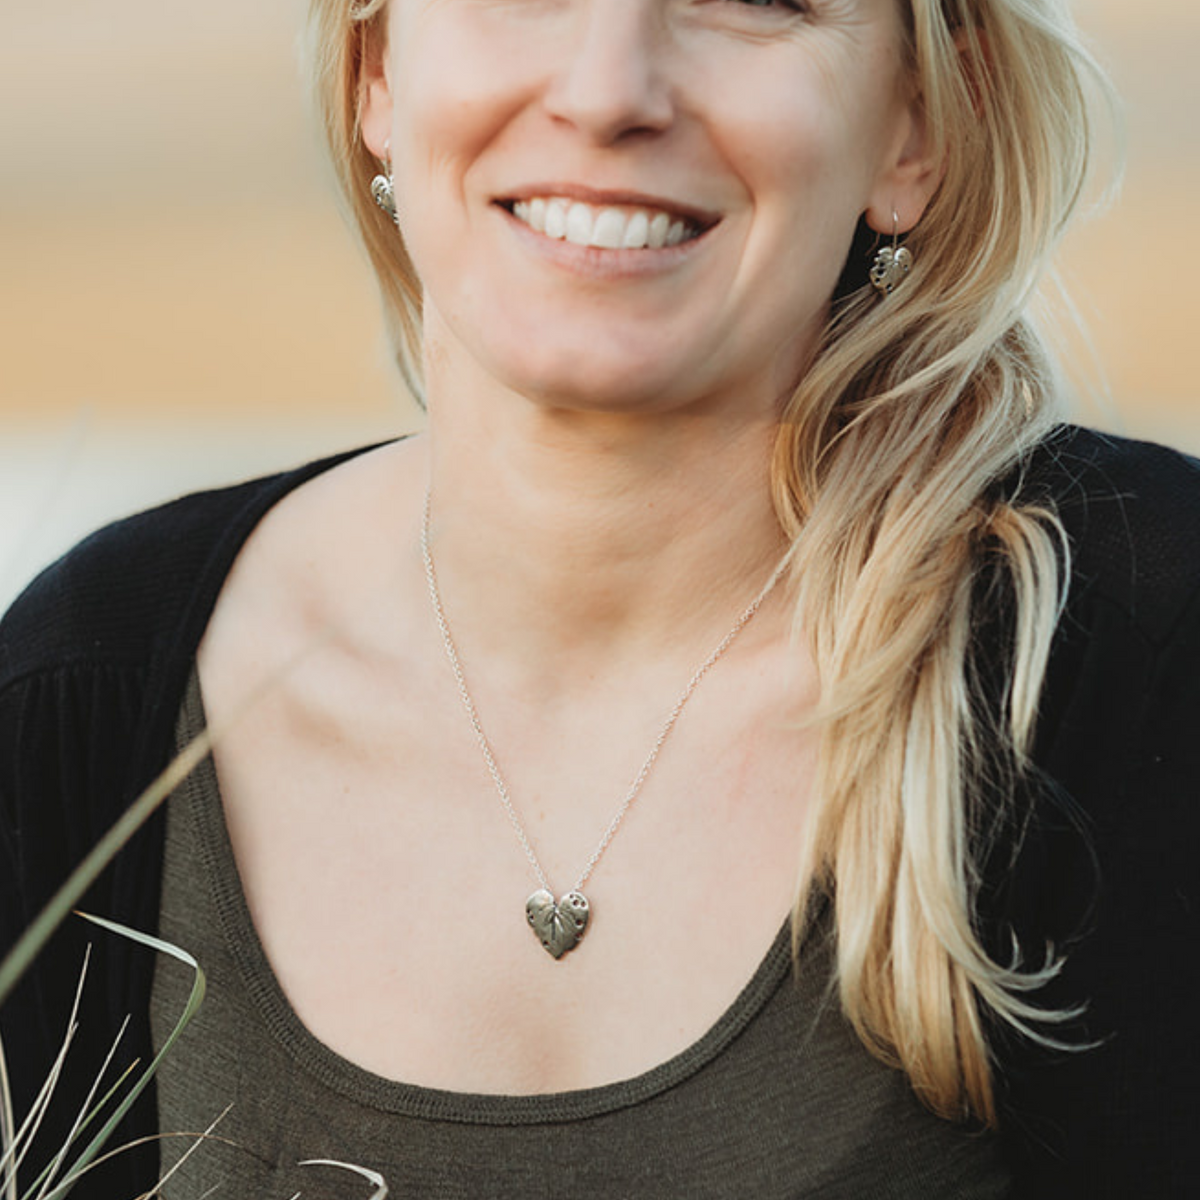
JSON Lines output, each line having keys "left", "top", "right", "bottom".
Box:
{"left": 488, "top": 340, "right": 698, "bottom": 417}
{"left": 522, "top": 369, "right": 707, "bottom": 418}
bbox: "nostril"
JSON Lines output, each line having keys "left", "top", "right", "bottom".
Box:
{"left": 540, "top": 16, "right": 674, "bottom": 145}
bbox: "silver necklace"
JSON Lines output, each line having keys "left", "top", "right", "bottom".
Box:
{"left": 420, "top": 491, "right": 785, "bottom": 960}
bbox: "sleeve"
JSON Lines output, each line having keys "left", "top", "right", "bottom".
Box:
{"left": 0, "top": 536, "right": 183, "bottom": 1198}
{"left": 0, "top": 450, "right": 362, "bottom": 1199}
{"left": 0, "top": 665, "right": 164, "bottom": 1198}
{"left": 996, "top": 432, "right": 1200, "bottom": 1198}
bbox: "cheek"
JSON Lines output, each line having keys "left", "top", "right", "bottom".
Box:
{"left": 389, "top": 10, "right": 560, "bottom": 291}
{"left": 394, "top": 38, "right": 490, "bottom": 186}
{"left": 385, "top": 32, "right": 499, "bottom": 285}
{"left": 390, "top": 3, "right": 549, "bottom": 180}
{"left": 712, "top": 50, "right": 898, "bottom": 281}
{"left": 722, "top": 95, "right": 869, "bottom": 298}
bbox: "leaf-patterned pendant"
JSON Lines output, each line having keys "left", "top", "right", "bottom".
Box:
{"left": 869, "top": 244, "right": 913, "bottom": 296}
{"left": 525, "top": 889, "right": 590, "bottom": 959}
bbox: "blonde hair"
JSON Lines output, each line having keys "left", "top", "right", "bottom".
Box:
{"left": 305, "top": 0, "right": 1113, "bottom": 1125}
{"left": 306, "top": 0, "right": 424, "bottom": 396}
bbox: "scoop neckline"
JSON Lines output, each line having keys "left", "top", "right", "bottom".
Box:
{"left": 179, "top": 667, "right": 799, "bottom": 1125}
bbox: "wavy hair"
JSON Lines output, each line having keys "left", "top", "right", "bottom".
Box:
{"left": 305, "top": 0, "right": 1114, "bottom": 1124}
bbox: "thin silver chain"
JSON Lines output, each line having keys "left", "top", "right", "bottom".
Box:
{"left": 420, "top": 490, "right": 786, "bottom": 896}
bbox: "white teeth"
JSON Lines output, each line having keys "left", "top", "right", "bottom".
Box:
{"left": 592, "top": 208, "right": 626, "bottom": 249}
{"left": 565, "top": 202, "right": 594, "bottom": 246}
{"left": 622, "top": 211, "right": 649, "bottom": 249}
{"left": 544, "top": 198, "right": 568, "bottom": 239}
{"left": 509, "top": 196, "right": 700, "bottom": 249}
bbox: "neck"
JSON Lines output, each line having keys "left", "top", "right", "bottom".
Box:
{"left": 420, "top": 367, "right": 789, "bottom": 698}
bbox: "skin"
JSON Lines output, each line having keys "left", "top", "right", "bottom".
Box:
{"left": 197, "top": 0, "right": 941, "bottom": 1092}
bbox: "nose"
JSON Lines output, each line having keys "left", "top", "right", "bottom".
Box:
{"left": 542, "top": 0, "right": 675, "bottom": 144}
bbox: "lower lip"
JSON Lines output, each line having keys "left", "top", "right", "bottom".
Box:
{"left": 496, "top": 204, "right": 715, "bottom": 280}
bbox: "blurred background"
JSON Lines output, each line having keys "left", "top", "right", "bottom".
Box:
{"left": 1, "top": 0, "right": 1197, "bottom": 609}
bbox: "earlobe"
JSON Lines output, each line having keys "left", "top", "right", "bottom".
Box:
{"left": 867, "top": 26, "right": 990, "bottom": 236}
{"left": 866, "top": 100, "right": 944, "bottom": 236}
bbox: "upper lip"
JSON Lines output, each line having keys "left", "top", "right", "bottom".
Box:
{"left": 495, "top": 183, "right": 722, "bottom": 230}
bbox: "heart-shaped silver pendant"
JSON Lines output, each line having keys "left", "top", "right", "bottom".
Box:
{"left": 525, "top": 889, "right": 590, "bottom": 959}
{"left": 869, "top": 244, "right": 913, "bottom": 296}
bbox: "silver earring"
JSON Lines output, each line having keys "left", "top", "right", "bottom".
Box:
{"left": 869, "top": 211, "right": 913, "bottom": 298}
{"left": 370, "top": 140, "right": 398, "bottom": 223}
{"left": 370, "top": 171, "right": 396, "bottom": 220}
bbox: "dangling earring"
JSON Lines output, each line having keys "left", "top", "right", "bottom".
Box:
{"left": 869, "top": 211, "right": 913, "bottom": 298}
{"left": 370, "top": 139, "right": 398, "bottom": 224}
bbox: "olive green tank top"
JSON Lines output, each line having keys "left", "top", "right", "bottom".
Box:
{"left": 151, "top": 670, "right": 1011, "bottom": 1198}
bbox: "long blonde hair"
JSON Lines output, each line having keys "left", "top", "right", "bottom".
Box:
{"left": 305, "top": 0, "right": 1113, "bottom": 1124}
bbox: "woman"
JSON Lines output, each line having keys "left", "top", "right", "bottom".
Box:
{"left": 1, "top": 0, "right": 1197, "bottom": 1195}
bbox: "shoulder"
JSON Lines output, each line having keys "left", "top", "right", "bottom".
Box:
{"left": 1019, "top": 424, "right": 1200, "bottom": 644}
{"left": 1012, "top": 426, "right": 1200, "bottom": 803}
{"left": 0, "top": 441, "right": 386, "bottom": 973}
{"left": 993, "top": 428, "right": 1200, "bottom": 1187}
{"left": 0, "top": 445, "right": 380, "bottom": 691}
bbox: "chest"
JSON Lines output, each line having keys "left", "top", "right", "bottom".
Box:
{"left": 193, "top": 653, "right": 817, "bottom": 1093}
{"left": 152, "top": 715, "right": 1011, "bottom": 1198}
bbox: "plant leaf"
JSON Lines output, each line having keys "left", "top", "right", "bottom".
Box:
{"left": 1, "top": 948, "right": 91, "bottom": 1196}
{"left": 34, "top": 916, "right": 205, "bottom": 1200}
{"left": 0, "top": 1032, "right": 16, "bottom": 1200}
{"left": 298, "top": 1158, "right": 389, "bottom": 1198}
{"left": 31, "top": 1015, "right": 131, "bottom": 1200}
{"left": 133, "top": 1103, "right": 231, "bottom": 1200}
{"left": 0, "top": 731, "right": 215, "bottom": 1012}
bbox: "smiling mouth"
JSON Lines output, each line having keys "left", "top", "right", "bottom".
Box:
{"left": 501, "top": 197, "right": 715, "bottom": 250}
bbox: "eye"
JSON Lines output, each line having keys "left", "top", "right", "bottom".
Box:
{"left": 730, "top": 0, "right": 807, "bottom": 9}
{"left": 694, "top": 0, "right": 812, "bottom": 33}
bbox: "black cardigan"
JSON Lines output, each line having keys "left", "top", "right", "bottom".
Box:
{"left": 2, "top": 427, "right": 1199, "bottom": 1198}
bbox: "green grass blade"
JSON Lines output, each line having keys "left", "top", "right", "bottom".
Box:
{"left": 28, "top": 1131, "right": 226, "bottom": 1200}
{"left": 0, "top": 950, "right": 91, "bottom": 1195}
{"left": 48, "top": 1058, "right": 140, "bottom": 1167}
{"left": 298, "top": 1159, "right": 389, "bottom": 1198}
{"left": 34, "top": 916, "right": 205, "bottom": 1200}
{"left": 131, "top": 1103, "right": 231, "bottom": 1200}
{"left": 28, "top": 1015, "right": 131, "bottom": 1200}
{"left": 14, "top": 1055, "right": 142, "bottom": 1200}
{"left": 0, "top": 1033, "right": 16, "bottom": 1200}
{"left": 0, "top": 643, "right": 317, "bottom": 1015}
{"left": 0, "top": 731, "right": 214, "bottom": 1011}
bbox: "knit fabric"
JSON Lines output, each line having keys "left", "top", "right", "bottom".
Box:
{"left": 2, "top": 427, "right": 1199, "bottom": 1197}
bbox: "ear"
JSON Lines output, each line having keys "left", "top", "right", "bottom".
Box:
{"left": 866, "top": 27, "right": 991, "bottom": 236}
{"left": 359, "top": 18, "right": 394, "bottom": 162}
{"left": 864, "top": 94, "right": 943, "bottom": 237}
